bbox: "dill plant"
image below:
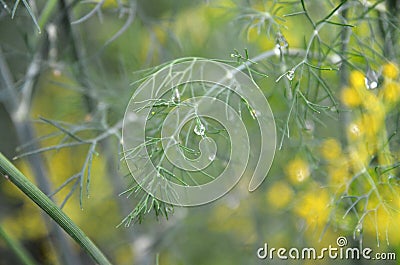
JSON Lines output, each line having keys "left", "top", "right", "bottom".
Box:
{"left": 1, "top": 0, "right": 400, "bottom": 264}
{"left": 238, "top": 0, "right": 400, "bottom": 248}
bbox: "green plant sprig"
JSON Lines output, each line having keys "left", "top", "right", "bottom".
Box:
{"left": 0, "top": 152, "right": 113, "bottom": 265}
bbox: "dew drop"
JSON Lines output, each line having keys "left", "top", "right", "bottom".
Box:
{"left": 366, "top": 80, "right": 378, "bottom": 89}
{"left": 276, "top": 32, "right": 288, "bottom": 48}
{"left": 286, "top": 70, "right": 295, "bottom": 81}
{"left": 171, "top": 88, "right": 180, "bottom": 103}
{"left": 353, "top": 223, "right": 363, "bottom": 241}
{"left": 194, "top": 122, "right": 205, "bottom": 136}
{"left": 350, "top": 124, "right": 361, "bottom": 136}
{"left": 127, "top": 112, "right": 137, "bottom": 122}
{"left": 305, "top": 120, "right": 315, "bottom": 132}
{"left": 226, "top": 71, "right": 233, "bottom": 79}
{"left": 365, "top": 69, "right": 379, "bottom": 90}
{"left": 330, "top": 54, "right": 342, "bottom": 65}
{"left": 274, "top": 45, "right": 281, "bottom": 56}
{"left": 208, "top": 154, "right": 215, "bottom": 161}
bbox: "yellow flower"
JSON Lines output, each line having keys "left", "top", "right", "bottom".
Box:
{"left": 348, "top": 145, "right": 369, "bottom": 172}
{"left": 327, "top": 164, "right": 349, "bottom": 188}
{"left": 266, "top": 181, "right": 294, "bottom": 209}
{"left": 341, "top": 87, "right": 361, "bottom": 108}
{"left": 382, "top": 62, "right": 399, "bottom": 79}
{"left": 285, "top": 158, "right": 310, "bottom": 184}
{"left": 362, "top": 92, "right": 380, "bottom": 111}
{"left": 382, "top": 82, "right": 400, "bottom": 103}
{"left": 349, "top": 71, "right": 365, "bottom": 89}
{"left": 295, "top": 185, "right": 330, "bottom": 226}
{"left": 320, "top": 138, "right": 342, "bottom": 161}
{"left": 347, "top": 120, "right": 364, "bottom": 141}
{"left": 363, "top": 196, "right": 400, "bottom": 244}
{"left": 362, "top": 113, "right": 382, "bottom": 140}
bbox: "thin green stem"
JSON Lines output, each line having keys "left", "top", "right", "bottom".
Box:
{"left": 339, "top": 0, "right": 351, "bottom": 146}
{"left": 38, "top": 0, "right": 59, "bottom": 30}
{"left": 0, "top": 225, "right": 39, "bottom": 265}
{"left": 0, "top": 152, "right": 113, "bottom": 265}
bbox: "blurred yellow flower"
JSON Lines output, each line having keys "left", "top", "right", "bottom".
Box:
{"left": 295, "top": 186, "right": 330, "bottom": 226}
{"left": 382, "top": 82, "right": 400, "bottom": 103}
{"left": 266, "top": 181, "right": 294, "bottom": 209}
{"left": 362, "top": 93, "right": 383, "bottom": 115}
{"left": 320, "top": 138, "right": 342, "bottom": 161}
{"left": 349, "top": 71, "right": 365, "bottom": 89}
{"left": 348, "top": 145, "right": 369, "bottom": 172}
{"left": 175, "top": 5, "right": 210, "bottom": 45}
{"left": 285, "top": 157, "right": 310, "bottom": 184}
{"left": 327, "top": 164, "right": 349, "bottom": 188}
{"left": 347, "top": 120, "right": 364, "bottom": 141}
{"left": 341, "top": 87, "right": 361, "bottom": 107}
{"left": 382, "top": 62, "right": 399, "bottom": 79}
{"left": 363, "top": 199, "right": 400, "bottom": 244}
{"left": 2, "top": 201, "right": 48, "bottom": 241}
{"left": 362, "top": 113, "right": 382, "bottom": 140}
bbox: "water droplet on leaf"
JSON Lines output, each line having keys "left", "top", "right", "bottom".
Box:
{"left": 276, "top": 32, "right": 288, "bottom": 48}
{"left": 353, "top": 223, "right": 363, "bottom": 241}
{"left": 226, "top": 71, "right": 233, "bottom": 79}
{"left": 286, "top": 70, "right": 295, "bottom": 81}
{"left": 365, "top": 69, "right": 379, "bottom": 90}
{"left": 171, "top": 88, "right": 180, "bottom": 103}
{"left": 194, "top": 121, "right": 205, "bottom": 136}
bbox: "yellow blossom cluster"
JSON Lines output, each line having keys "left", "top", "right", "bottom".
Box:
{"left": 294, "top": 184, "right": 330, "bottom": 228}
{"left": 342, "top": 64, "right": 400, "bottom": 109}
{"left": 281, "top": 156, "right": 332, "bottom": 230}
{"left": 267, "top": 64, "right": 400, "bottom": 244}
{"left": 266, "top": 152, "right": 330, "bottom": 233}
{"left": 320, "top": 63, "right": 400, "bottom": 245}
{"left": 266, "top": 180, "right": 294, "bottom": 209}
{"left": 285, "top": 157, "right": 310, "bottom": 184}
{"left": 340, "top": 64, "right": 400, "bottom": 170}
{"left": 271, "top": 63, "right": 400, "bottom": 243}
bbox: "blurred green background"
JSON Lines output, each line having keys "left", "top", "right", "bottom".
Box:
{"left": 1, "top": 0, "right": 400, "bottom": 264}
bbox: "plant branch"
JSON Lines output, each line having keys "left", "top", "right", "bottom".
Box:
{"left": 0, "top": 152, "right": 113, "bottom": 265}
{"left": 0, "top": 46, "right": 82, "bottom": 265}
{"left": 339, "top": 0, "right": 351, "bottom": 145}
